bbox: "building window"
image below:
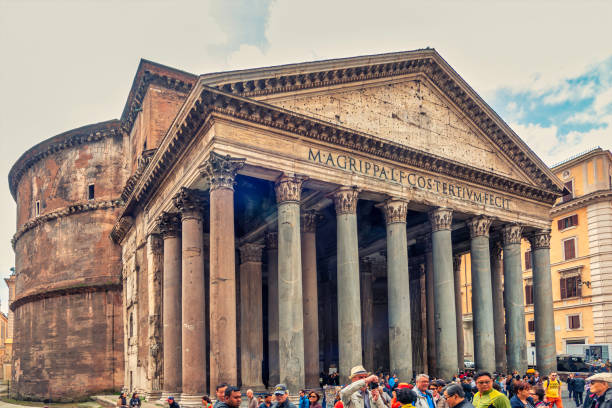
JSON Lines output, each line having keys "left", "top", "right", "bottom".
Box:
{"left": 525, "top": 284, "right": 533, "bottom": 305}
{"left": 562, "top": 180, "right": 574, "bottom": 202}
{"left": 558, "top": 214, "right": 578, "bottom": 230}
{"left": 567, "top": 314, "right": 581, "bottom": 330}
{"left": 35, "top": 200, "right": 40, "bottom": 216}
{"left": 524, "top": 251, "right": 532, "bottom": 270}
{"left": 560, "top": 275, "right": 582, "bottom": 299}
{"left": 88, "top": 184, "right": 95, "bottom": 200}
{"left": 563, "top": 238, "right": 577, "bottom": 260}
{"left": 528, "top": 320, "right": 535, "bottom": 332}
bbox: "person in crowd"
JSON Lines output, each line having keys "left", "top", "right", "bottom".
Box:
{"left": 117, "top": 391, "right": 128, "bottom": 408}
{"left": 167, "top": 396, "right": 180, "bottom": 408}
{"left": 335, "top": 389, "right": 344, "bottom": 408}
{"left": 224, "top": 386, "right": 242, "bottom": 408}
{"left": 571, "top": 375, "right": 587, "bottom": 407}
{"left": 309, "top": 392, "right": 323, "bottom": 408}
{"left": 247, "top": 390, "right": 258, "bottom": 408}
{"left": 443, "top": 384, "right": 474, "bottom": 408}
{"left": 397, "top": 388, "right": 418, "bottom": 408}
{"left": 434, "top": 380, "right": 449, "bottom": 408}
{"left": 461, "top": 378, "right": 474, "bottom": 402}
{"left": 380, "top": 384, "right": 392, "bottom": 408}
{"left": 472, "top": 371, "right": 511, "bottom": 408}
{"left": 129, "top": 392, "right": 141, "bottom": 408}
{"left": 584, "top": 373, "right": 612, "bottom": 408}
{"left": 299, "top": 390, "right": 309, "bottom": 408}
{"left": 202, "top": 395, "right": 213, "bottom": 408}
{"left": 214, "top": 383, "right": 229, "bottom": 408}
{"left": 568, "top": 374, "right": 575, "bottom": 401}
{"left": 273, "top": 384, "right": 297, "bottom": 408}
{"left": 542, "top": 373, "right": 562, "bottom": 408}
{"left": 415, "top": 374, "right": 435, "bottom": 408}
{"left": 340, "top": 365, "right": 384, "bottom": 408}
{"left": 260, "top": 394, "right": 273, "bottom": 408}
{"left": 390, "top": 375, "right": 399, "bottom": 390}
{"left": 510, "top": 381, "right": 534, "bottom": 408}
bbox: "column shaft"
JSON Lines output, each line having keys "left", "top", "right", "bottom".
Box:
{"left": 147, "top": 234, "right": 163, "bottom": 395}
{"left": 530, "top": 230, "right": 556, "bottom": 375}
{"left": 301, "top": 212, "right": 320, "bottom": 388}
{"left": 419, "top": 265, "right": 428, "bottom": 373}
{"left": 424, "top": 236, "right": 437, "bottom": 376}
{"left": 360, "top": 260, "right": 375, "bottom": 371}
{"left": 503, "top": 225, "right": 528, "bottom": 373}
{"left": 276, "top": 176, "right": 305, "bottom": 392}
{"left": 266, "top": 232, "right": 280, "bottom": 386}
{"left": 383, "top": 199, "right": 412, "bottom": 380}
{"left": 429, "top": 208, "right": 458, "bottom": 380}
{"left": 333, "top": 187, "right": 362, "bottom": 383}
{"left": 468, "top": 216, "right": 495, "bottom": 373}
{"left": 490, "top": 242, "right": 507, "bottom": 373}
{"left": 453, "top": 256, "right": 465, "bottom": 371}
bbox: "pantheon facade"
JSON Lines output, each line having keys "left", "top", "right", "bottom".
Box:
{"left": 9, "top": 50, "right": 564, "bottom": 402}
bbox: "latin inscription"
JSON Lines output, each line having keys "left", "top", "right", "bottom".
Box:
{"left": 308, "top": 148, "right": 511, "bottom": 210}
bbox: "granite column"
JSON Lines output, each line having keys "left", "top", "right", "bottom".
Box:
{"left": 453, "top": 255, "right": 464, "bottom": 371}
{"left": 422, "top": 234, "right": 436, "bottom": 376}
{"left": 360, "top": 258, "right": 375, "bottom": 371}
{"left": 266, "top": 231, "right": 280, "bottom": 386}
{"left": 275, "top": 175, "right": 306, "bottom": 392}
{"left": 332, "top": 186, "right": 363, "bottom": 383}
{"left": 146, "top": 233, "right": 163, "bottom": 397}
{"left": 429, "top": 208, "right": 458, "bottom": 380}
{"left": 490, "top": 241, "right": 507, "bottom": 374}
{"left": 301, "top": 210, "right": 320, "bottom": 388}
{"left": 502, "top": 225, "right": 527, "bottom": 373}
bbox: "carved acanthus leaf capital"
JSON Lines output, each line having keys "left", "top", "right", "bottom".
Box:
{"left": 199, "top": 151, "right": 246, "bottom": 191}
{"left": 173, "top": 187, "right": 206, "bottom": 217}
{"left": 239, "top": 243, "right": 264, "bottom": 263}
{"left": 331, "top": 186, "right": 360, "bottom": 215}
{"left": 301, "top": 210, "right": 323, "bottom": 233}
{"left": 429, "top": 207, "right": 453, "bottom": 232}
{"left": 467, "top": 215, "right": 492, "bottom": 238}
{"left": 265, "top": 231, "right": 278, "bottom": 250}
{"left": 529, "top": 229, "right": 551, "bottom": 250}
{"left": 158, "top": 212, "right": 181, "bottom": 238}
{"left": 275, "top": 175, "right": 305, "bottom": 203}
{"left": 381, "top": 198, "right": 408, "bottom": 224}
{"left": 502, "top": 224, "right": 523, "bottom": 246}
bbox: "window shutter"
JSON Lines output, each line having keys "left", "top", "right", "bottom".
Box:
{"left": 577, "top": 278, "right": 582, "bottom": 297}
{"left": 572, "top": 214, "right": 578, "bottom": 226}
{"left": 525, "top": 251, "right": 532, "bottom": 269}
{"left": 564, "top": 239, "right": 576, "bottom": 260}
{"left": 558, "top": 219, "right": 564, "bottom": 230}
{"left": 525, "top": 285, "right": 533, "bottom": 305}
{"left": 560, "top": 277, "right": 567, "bottom": 299}
{"left": 528, "top": 320, "right": 535, "bottom": 332}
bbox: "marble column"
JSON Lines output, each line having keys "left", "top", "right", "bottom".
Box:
{"left": 360, "top": 258, "right": 375, "bottom": 372}
{"left": 266, "top": 231, "right": 280, "bottom": 386}
{"left": 239, "top": 243, "right": 265, "bottom": 389}
{"left": 147, "top": 233, "right": 163, "bottom": 397}
{"left": 502, "top": 225, "right": 527, "bottom": 373}
{"left": 467, "top": 215, "right": 495, "bottom": 373}
{"left": 422, "top": 234, "right": 437, "bottom": 376}
{"left": 490, "top": 241, "right": 507, "bottom": 374}
{"left": 529, "top": 229, "right": 556, "bottom": 375}
{"left": 419, "top": 263, "right": 428, "bottom": 373}
{"left": 200, "top": 151, "right": 245, "bottom": 387}
{"left": 159, "top": 212, "right": 182, "bottom": 395}
{"left": 174, "top": 188, "right": 207, "bottom": 400}
{"left": 453, "top": 255, "right": 464, "bottom": 371}
{"left": 331, "top": 186, "right": 363, "bottom": 383}
{"left": 382, "top": 198, "right": 412, "bottom": 380}
{"left": 275, "top": 175, "right": 306, "bottom": 392}
{"left": 428, "top": 208, "right": 458, "bottom": 380}
{"left": 301, "top": 210, "right": 320, "bottom": 388}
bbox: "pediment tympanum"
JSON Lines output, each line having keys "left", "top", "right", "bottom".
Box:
{"left": 266, "top": 79, "right": 529, "bottom": 184}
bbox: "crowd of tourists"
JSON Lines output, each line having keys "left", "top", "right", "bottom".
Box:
{"left": 117, "top": 366, "right": 611, "bottom": 408}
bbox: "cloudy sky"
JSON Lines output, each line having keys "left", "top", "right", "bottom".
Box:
{"left": 0, "top": 0, "right": 611, "bottom": 313}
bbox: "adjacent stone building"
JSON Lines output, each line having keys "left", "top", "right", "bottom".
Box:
{"left": 9, "top": 50, "right": 565, "bottom": 401}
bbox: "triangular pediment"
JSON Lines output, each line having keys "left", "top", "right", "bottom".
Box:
{"left": 264, "top": 79, "right": 531, "bottom": 184}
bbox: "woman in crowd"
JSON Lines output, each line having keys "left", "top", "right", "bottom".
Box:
{"left": 117, "top": 391, "right": 128, "bottom": 408}
{"left": 309, "top": 392, "right": 323, "bottom": 408}
{"left": 510, "top": 382, "right": 534, "bottom": 408}
{"left": 129, "top": 392, "right": 141, "bottom": 408}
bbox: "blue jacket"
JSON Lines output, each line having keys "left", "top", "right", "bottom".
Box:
{"left": 299, "top": 396, "right": 309, "bottom": 408}
{"left": 510, "top": 395, "right": 534, "bottom": 408}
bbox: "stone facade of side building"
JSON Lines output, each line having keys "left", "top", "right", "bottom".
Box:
{"left": 9, "top": 50, "right": 565, "bottom": 402}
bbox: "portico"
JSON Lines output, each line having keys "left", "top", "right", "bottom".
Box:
{"left": 112, "top": 49, "right": 564, "bottom": 399}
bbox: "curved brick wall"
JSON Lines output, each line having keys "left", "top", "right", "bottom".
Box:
{"left": 9, "top": 120, "right": 126, "bottom": 401}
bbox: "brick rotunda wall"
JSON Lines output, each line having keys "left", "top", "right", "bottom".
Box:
{"left": 9, "top": 120, "right": 127, "bottom": 401}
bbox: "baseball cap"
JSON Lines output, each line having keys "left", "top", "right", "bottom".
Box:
{"left": 274, "top": 384, "right": 288, "bottom": 395}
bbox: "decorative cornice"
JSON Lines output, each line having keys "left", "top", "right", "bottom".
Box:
{"left": 199, "top": 151, "right": 246, "bottom": 191}
{"left": 550, "top": 189, "right": 612, "bottom": 216}
{"left": 13, "top": 199, "right": 123, "bottom": 248}
{"left": 331, "top": 186, "right": 360, "bottom": 215}
{"left": 239, "top": 243, "right": 264, "bottom": 263}
{"left": 173, "top": 187, "right": 207, "bottom": 216}
{"left": 528, "top": 229, "right": 551, "bottom": 250}
{"left": 10, "top": 281, "right": 122, "bottom": 311}
{"left": 121, "top": 148, "right": 157, "bottom": 202}
{"left": 9, "top": 120, "right": 122, "bottom": 200}
{"left": 467, "top": 215, "right": 492, "bottom": 238}
{"left": 502, "top": 224, "right": 523, "bottom": 246}
{"left": 158, "top": 212, "right": 181, "bottom": 238}
{"left": 429, "top": 207, "right": 453, "bottom": 232}
{"left": 275, "top": 175, "right": 305, "bottom": 203}
{"left": 110, "top": 215, "right": 134, "bottom": 244}
{"left": 265, "top": 231, "right": 278, "bottom": 250}
{"left": 301, "top": 210, "right": 322, "bottom": 233}
{"left": 380, "top": 198, "right": 408, "bottom": 224}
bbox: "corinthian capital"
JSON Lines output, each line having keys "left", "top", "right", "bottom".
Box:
{"left": 239, "top": 243, "right": 264, "bottom": 263}
{"left": 467, "top": 215, "right": 492, "bottom": 238}
{"left": 330, "top": 186, "right": 360, "bottom": 215}
{"left": 429, "top": 207, "right": 453, "bottom": 232}
{"left": 275, "top": 174, "right": 305, "bottom": 203}
{"left": 301, "top": 210, "right": 322, "bottom": 233}
{"left": 380, "top": 198, "right": 408, "bottom": 225}
{"left": 528, "top": 229, "right": 551, "bottom": 250}
{"left": 199, "top": 151, "right": 246, "bottom": 191}
{"left": 173, "top": 187, "right": 206, "bottom": 218}
{"left": 502, "top": 224, "right": 523, "bottom": 246}
{"left": 158, "top": 212, "right": 181, "bottom": 238}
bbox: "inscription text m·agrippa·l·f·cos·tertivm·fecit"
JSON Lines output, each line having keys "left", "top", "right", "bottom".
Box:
{"left": 308, "top": 148, "right": 512, "bottom": 210}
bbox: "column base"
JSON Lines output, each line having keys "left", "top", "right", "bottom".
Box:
{"left": 241, "top": 384, "right": 267, "bottom": 392}
{"left": 179, "top": 394, "right": 205, "bottom": 406}
{"left": 147, "top": 390, "right": 162, "bottom": 401}
{"left": 160, "top": 391, "right": 180, "bottom": 404}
